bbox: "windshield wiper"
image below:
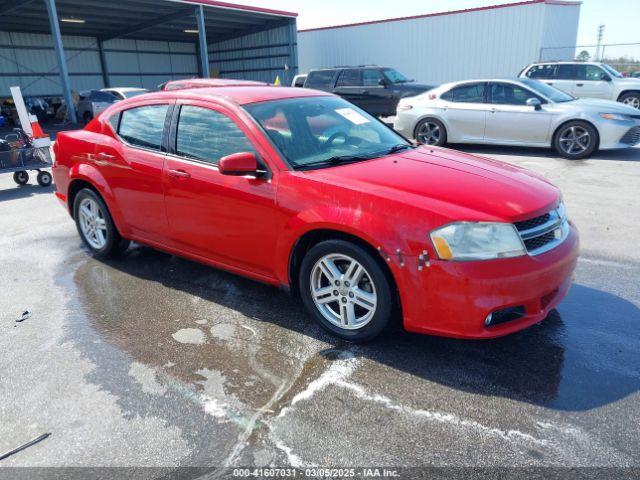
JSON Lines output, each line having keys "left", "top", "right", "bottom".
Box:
{"left": 386, "top": 144, "right": 414, "bottom": 154}
{"left": 295, "top": 154, "right": 374, "bottom": 170}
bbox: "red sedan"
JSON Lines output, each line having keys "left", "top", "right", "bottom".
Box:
{"left": 52, "top": 85, "right": 579, "bottom": 341}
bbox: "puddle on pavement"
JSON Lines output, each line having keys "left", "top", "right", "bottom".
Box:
{"left": 71, "top": 245, "right": 336, "bottom": 412}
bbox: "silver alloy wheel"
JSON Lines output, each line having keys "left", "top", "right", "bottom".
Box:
{"left": 310, "top": 253, "right": 377, "bottom": 330}
{"left": 558, "top": 125, "right": 591, "bottom": 155}
{"left": 622, "top": 96, "right": 640, "bottom": 109}
{"left": 78, "top": 197, "right": 107, "bottom": 250}
{"left": 416, "top": 121, "right": 441, "bottom": 145}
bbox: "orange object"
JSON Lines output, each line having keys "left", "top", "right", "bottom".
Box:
{"left": 30, "top": 121, "right": 46, "bottom": 138}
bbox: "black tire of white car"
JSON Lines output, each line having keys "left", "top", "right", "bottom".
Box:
{"left": 414, "top": 118, "right": 447, "bottom": 147}
{"left": 553, "top": 121, "right": 598, "bottom": 160}
{"left": 299, "top": 240, "right": 393, "bottom": 342}
{"left": 619, "top": 92, "right": 640, "bottom": 110}
{"left": 73, "top": 188, "right": 130, "bottom": 258}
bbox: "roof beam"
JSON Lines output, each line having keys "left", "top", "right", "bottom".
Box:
{"left": 99, "top": 7, "right": 194, "bottom": 41}
{"left": 210, "top": 18, "right": 289, "bottom": 44}
{"left": 0, "top": 0, "right": 38, "bottom": 16}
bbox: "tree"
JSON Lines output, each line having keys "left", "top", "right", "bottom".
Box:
{"left": 576, "top": 50, "right": 591, "bottom": 62}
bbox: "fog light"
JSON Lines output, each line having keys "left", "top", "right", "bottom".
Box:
{"left": 485, "top": 306, "right": 526, "bottom": 327}
{"left": 484, "top": 313, "right": 493, "bottom": 326}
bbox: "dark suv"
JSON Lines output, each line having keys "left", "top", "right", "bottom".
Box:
{"left": 303, "top": 66, "right": 433, "bottom": 117}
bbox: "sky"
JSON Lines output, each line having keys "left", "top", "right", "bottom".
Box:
{"left": 232, "top": 0, "right": 639, "bottom": 58}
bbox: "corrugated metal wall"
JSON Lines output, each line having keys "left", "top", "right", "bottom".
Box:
{"left": 539, "top": 3, "right": 581, "bottom": 61}
{"left": 298, "top": 2, "right": 580, "bottom": 86}
{"left": 0, "top": 31, "right": 198, "bottom": 97}
{"left": 102, "top": 38, "right": 197, "bottom": 90}
{"left": 208, "top": 22, "right": 297, "bottom": 85}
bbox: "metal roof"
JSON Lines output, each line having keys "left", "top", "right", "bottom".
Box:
{"left": 0, "top": 0, "right": 297, "bottom": 43}
{"left": 299, "top": 0, "right": 580, "bottom": 33}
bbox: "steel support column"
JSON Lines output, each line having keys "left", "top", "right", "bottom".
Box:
{"left": 196, "top": 6, "right": 209, "bottom": 78}
{"left": 44, "top": 0, "right": 77, "bottom": 123}
{"left": 287, "top": 17, "right": 298, "bottom": 85}
{"left": 98, "top": 40, "right": 110, "bottom": 88}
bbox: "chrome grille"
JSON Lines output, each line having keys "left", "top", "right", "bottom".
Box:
{"left": 514, "top": 206, "right": 569, "bottom": 256}
{"left": 620, "top": 126, "right": 640, "bottom": 146}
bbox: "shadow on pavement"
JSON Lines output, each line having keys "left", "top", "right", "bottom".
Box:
{"left": 0, "top": 183, "right": 54, "bottom": 202}
{"left": 72, "top": 245, "right": 640, "bottom": 413}
{"left": 451, "top": 143, "right": 640, "bottom": 162}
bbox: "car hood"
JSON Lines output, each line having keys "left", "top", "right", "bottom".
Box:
{"left": 304, "top": 147, "right": 559, "bottom": 222}
{"left": 616, "top": 77, "right": 640, "bottom": 86}
{"left": 568, "top": 97, "right": 640, "bottom": 114}
{"left": 398, "top": 83, "right": 434, "bottom": 95}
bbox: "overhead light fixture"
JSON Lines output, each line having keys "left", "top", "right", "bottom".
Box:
{"left": 61, "top": 17, "right": 85, "bottom": 24}
{"left": 183, "top": 29, "right": 199, "bottom": 34}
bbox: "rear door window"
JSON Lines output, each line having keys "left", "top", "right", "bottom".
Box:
{"left": 175, "top": 105, "right": 255, "bottom": 165}
{"left": 362, "top": 69, "right": 384, "bottom": 86}
{"left": 305, "top": 70, "right": 336, "bottom": 90}
{"left": 336, "top": 69, "right": 361, "bottom": 87}
{"left": 118, "top": 105, "right": 169, "bottom": 151}
{"left": 556, "top": 64, "right": 577, "bottom": 80}
{"left": 442, "top": 83, "right": 486, "bottom": 103}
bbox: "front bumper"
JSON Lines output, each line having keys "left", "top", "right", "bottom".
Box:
{"left": 399, "top": 223, "right": 579, "bottom": 339}
{"left": 597, "top": 119, "right": 640, "bottom": 149}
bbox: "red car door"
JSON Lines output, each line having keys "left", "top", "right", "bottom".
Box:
{"left": 162, "top": 100, "right": 279, "bottom": 279}
{"left": 98, "top": 101, "right": 172, "bottom": 242}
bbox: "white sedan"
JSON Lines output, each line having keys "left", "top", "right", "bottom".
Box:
{"left": 393, "top": 78, "right": 640, "bottom": 159}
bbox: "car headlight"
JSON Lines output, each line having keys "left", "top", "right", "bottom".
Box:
{"left": 430, "top": 222, "right": 525, "bottom": 261}
{"left": 599, "top": 113, "right": 630, "bottom": 121}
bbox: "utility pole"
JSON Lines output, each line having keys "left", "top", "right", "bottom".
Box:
{"left": 596, "top": 24, "right": 605, "bottom": 61}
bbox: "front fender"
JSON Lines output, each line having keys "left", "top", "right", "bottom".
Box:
{"left": 274, "top": 205, "right": 419, "bottom": 287}
{"left": 68, "top": 163, "right": 129, "bottom": 236}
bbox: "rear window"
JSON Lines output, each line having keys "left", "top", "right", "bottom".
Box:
{"left": 91, "top": 91, "right": 118, "bottom": 102}
{"left": 305, "top": 70, "right": 336, "bottom": 90}
{"left": 118, "top": 105, "right": 169, "bottom": 151}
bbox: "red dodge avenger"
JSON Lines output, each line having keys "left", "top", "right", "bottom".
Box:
{"left": 52, "top": 85, "right": 579, "bottom": 341}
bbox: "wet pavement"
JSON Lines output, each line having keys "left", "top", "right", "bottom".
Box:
{"left": 0, "top": 146, "right": 639, "bottom": 474}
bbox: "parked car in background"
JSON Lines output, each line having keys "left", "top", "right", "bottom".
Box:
{"left": 76, "top": 90, "right": 118, "bottom": 124}
{"left": 631, "top": 71, "right": 640, "bottom": 79}
{"left": 101, "top": 87, "right": 149, "bottom": 100}
{"left": 161, "top": 78, "right": 268, "bottom": 91}
{"left": 303, "top": 66, "right": 433, "bottom": 117}
{"left": 394, "top": 78, "right": 640, "bottom": 159}
{"left": 292, "top": 73, "right": 307, "bottom": 88}
{"left": 519, "top": 62, "right": 640, "bottom": 109}
{"left": 52, "top": 85, "right": 578, "bottom": 341}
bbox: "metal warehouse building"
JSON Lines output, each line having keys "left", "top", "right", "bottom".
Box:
{"left": 298, "top": 0, "right": 581, "bottom": 86}
{"left": 0, "top": 0, "right": 297, "bottom": 122}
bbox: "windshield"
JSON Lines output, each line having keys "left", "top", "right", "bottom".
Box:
{"left": 244, "top": 96, "right": 410, "bottom": 170}
{"left": 601, "top": 64, "right": 623, "bottom": 78}
{"left": 383, "top": 68, "right": 412, "bottom": 84}
{"left": 519, "top": 79, "right": 575, "bottom": 103}
{"left": 123, "top": 89, "right": 150, "bottom": 98}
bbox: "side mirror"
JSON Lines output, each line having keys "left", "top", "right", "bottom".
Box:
{"left": 603, "top": 75, "right": 612, "bottom": 82}
{"left": 218, "top": 152, "right": 260, "bottom": 176}
{"left": 526, "top": 98, "right": 542, "bottom": 110}
{"left": 378, "top": 78, "right": 388, "bottom": 87}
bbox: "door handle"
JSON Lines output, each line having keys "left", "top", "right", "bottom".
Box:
{"left": 168, "top": 169, "right": 191, "bottom": 179}
{"left": 576, "top": 83, "right": 584, "bottom": 87}
{"left": 548, "top": 82, "right": 554, "bottom": 86}
{"left": 96, "top": 152, "right": 115, "bottom": 160}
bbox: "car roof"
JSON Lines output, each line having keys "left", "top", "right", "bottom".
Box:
{"left": 103, "top": 87, "right": 148, "bottom": 92}
{"left": 528, "top": 61, "right": 604, "bottom": 65}
{"left": 138, "top": 85, "right": 333, "bottom": 106}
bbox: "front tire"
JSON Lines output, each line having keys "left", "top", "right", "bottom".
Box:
{"left": 553, "top": 121, "right": 598, "bottom": 160}
{"left": 298, "top": 240, "right": 393, "bottom": 342}
{"left": 414, "top": 118, "right": 447, "bottom": 146}
{"left": 619, "top": 92, "right": 640, "bottom": 110}
{"left": 73, "top": 188, "right": 129, "bottom": 258}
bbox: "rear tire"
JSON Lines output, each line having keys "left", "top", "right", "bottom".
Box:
{"left": 73, "top": 188, "right": 130, "bottom": 258}
{"left": 414, "top": 118, "right": 447, "bottom": 146}
{"left": 13, "top": 171, "right": 29, "bottom": 185}
{"left": 298, "top": 240, "right": 393, "bottom": 342}
{"left": 553, "top": 121, "right": 598, "bottom": 160}
{"left": 619, "top": 92, "right": 640, "bottom": 110}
